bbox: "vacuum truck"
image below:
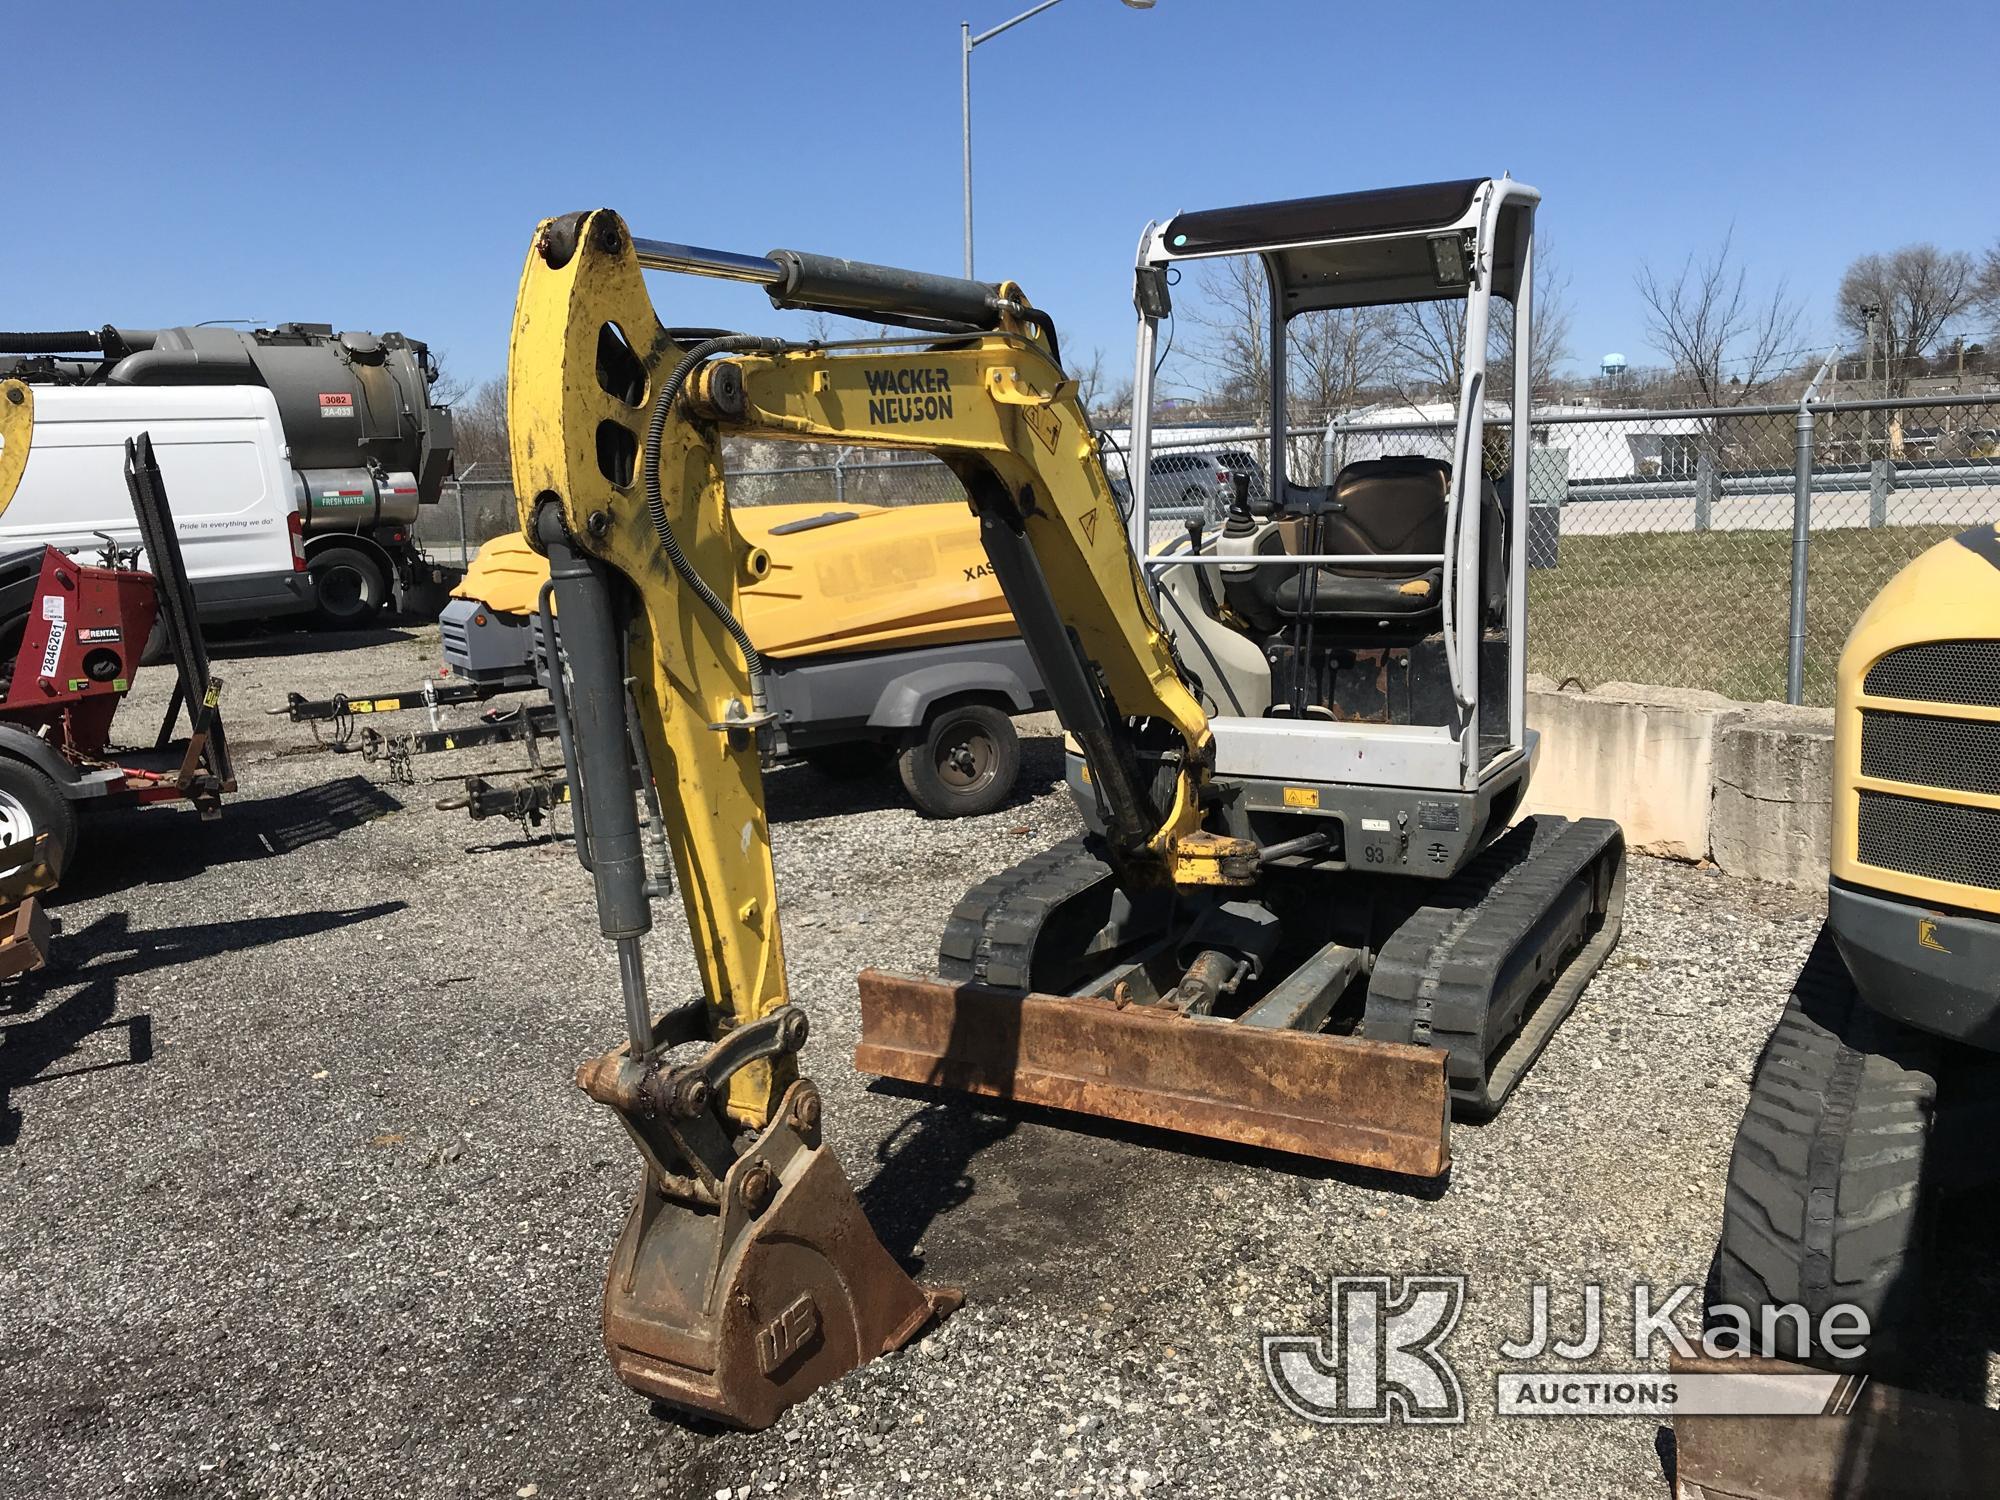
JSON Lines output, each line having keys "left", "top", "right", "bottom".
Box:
{"left": 0, "top": 323, "right": 456, "bottom": 627}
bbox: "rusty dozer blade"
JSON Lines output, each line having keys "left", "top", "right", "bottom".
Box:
{"left": 855, "top": 970, "right": 1450, "bottom": 1177}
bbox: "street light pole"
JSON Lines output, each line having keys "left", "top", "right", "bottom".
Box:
{"left": 962, "top": 19, "right": 976, "bottom": 278}
{"left": 961, "top": 0, "right": 1151, "bottom": 278}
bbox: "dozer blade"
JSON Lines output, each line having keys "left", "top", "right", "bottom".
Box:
{"left": 855, "top": 970, "right": 1450, "bottom": 1176}
{"left": 598, "top": 1077, "right": 961, "bottom": 1430}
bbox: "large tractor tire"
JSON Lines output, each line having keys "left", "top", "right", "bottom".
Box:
{"left": 1713, "top": 928, "right": 1938, "bottom": 1370}
{"left": 0, "top": 755, "right": 77, "bottom": 878}
{"left": 308, "top": 545, "right": 390, "bottom": 629}
{"left": 897, "top": 702, "right": 1019, "bottom": 819}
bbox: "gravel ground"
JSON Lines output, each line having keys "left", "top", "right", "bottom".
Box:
{"left": 1, "top": 623, "right": 1992, "bottom": 1499}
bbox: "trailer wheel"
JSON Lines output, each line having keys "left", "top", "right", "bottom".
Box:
{"left": 309, "top": 545, "right": 389, "bottom": 629}
{"left": 897, "top": 702, "right": 1018, "bottom": 819}
{"left": 1712, "top": 928, "right": 1937, "bottom": 1371}
{"left": 0, "top": 756, "right": 77, "bottom": 878}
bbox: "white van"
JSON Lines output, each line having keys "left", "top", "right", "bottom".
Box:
{"left": 0, "top": 384, "right": 311, "bottom": 628}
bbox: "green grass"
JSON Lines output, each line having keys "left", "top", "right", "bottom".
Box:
{"left": 1527, "top": 526, "right": 1962, "bottom": 706}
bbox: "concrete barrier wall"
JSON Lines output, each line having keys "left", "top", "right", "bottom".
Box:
{"left": 1522, "top": 676, "right": 1835, "bottom": 889}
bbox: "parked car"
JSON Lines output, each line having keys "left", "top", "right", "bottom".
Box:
{"left": 1144, "top": 448, "right": 1269, "bottom": 517}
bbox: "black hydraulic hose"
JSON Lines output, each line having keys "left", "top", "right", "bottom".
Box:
{"left": 640, "top": 333, "right": 789, "bottom": 710}
{"left": 1015, "top": 306, "right": 1063, "bottom": 372}
{"left": 0, "top": 330, "right": 104, "bottom": 354}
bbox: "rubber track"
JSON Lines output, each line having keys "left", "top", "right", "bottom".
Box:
{"left": 1364, "top": 815, "right": 1625, "bottom": 1110}
{"left": 1714, "top": 929, "right": 1937, "bottom": 1367}
{"left": 937, "top": 836, "right": 1116, "bottom": 991}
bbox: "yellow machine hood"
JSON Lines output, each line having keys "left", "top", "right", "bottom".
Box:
{"left": 453, "top": 500, "right": 1014, "bottom": 659}
{"left": 1832, "top": 521, "right": 2000, "bottom": 914}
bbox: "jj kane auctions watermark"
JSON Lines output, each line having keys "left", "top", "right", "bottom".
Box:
{"left": 1262, "top": 1275, "right": 1871, "bottom": 1424}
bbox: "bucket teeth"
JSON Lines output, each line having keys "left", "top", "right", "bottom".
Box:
{"left": 597, "top": 1078, "right": 959, "bottom": 1429}
{"left": 854, "top": 969, "right": 1451, "bottom": 1177}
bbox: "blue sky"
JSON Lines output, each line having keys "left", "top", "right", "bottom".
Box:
{"left": 9, "top": 1, "right": 1995, "bottom": 395}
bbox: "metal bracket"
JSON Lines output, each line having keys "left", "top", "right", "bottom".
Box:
{"left": 707, "top": 697, "right": 777, "bottom": 733}
{"left": 985, "top": 366, "right": 1055, "bottom": 406}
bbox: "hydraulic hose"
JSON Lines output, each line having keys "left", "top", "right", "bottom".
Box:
{"left": 639, "top": 333, "right": 789, "bottom": 711}
{"left": 0, "top": 330, "right": 105, "bottom": 354}
{"left": 1015, "top": 307, "right": 1063, "bottom": 372}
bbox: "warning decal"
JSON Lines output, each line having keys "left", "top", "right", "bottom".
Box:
{"left": 1079, "top": 508, "right": 1099, "bottom": 544}
{"left": 319, "top": 392, "right": 356, "bottom": 419}
{"left": 1021, "top": 402, "right": 1061, "bottom": 455}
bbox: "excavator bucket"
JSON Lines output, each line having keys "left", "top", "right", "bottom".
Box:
{"left": 596, "top": 1075, "right": 960, "bottom": 1430}
{"left": 854, "top": 971, "right": 1451, "bottom": 1177}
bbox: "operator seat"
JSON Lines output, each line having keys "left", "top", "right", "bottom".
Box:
{"left": 1258, "top": 455, "right": 1506, "bottom": 624}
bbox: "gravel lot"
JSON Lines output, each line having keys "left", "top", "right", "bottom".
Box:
{"left": 2, "top": 622, "right": 1992, "bottom": 1498}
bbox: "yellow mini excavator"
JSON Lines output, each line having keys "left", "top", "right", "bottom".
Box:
{"left": 506, "top": 178, "right": 1625, "bottom": 1429}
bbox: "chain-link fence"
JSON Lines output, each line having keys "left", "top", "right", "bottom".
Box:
{"left": 1323, "top": 393, "right": 2000, "bottom": 706}
{"left": 415, "top": 394, "right": 1998, "bottom": 708}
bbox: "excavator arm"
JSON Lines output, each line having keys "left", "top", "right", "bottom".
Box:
{"left": 505, "top": 209, "right": 1260, "bottom": 1430}
{"left": 509, "top": 215, "right": 960, "bottom": 1430}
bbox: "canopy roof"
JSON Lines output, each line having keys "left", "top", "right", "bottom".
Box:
{"left": 1153, "top": 178, "right": 1531, "bottom": 316}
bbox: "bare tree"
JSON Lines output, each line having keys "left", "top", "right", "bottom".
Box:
{"left": 1508, "top": 238, "right": 1574, "bottom": 395}
{"left": 1098, "top": 371, "right": 1135, "bottom": 425}
{"left": 451, "top": 377, "right": 510, "bottom": 473}
{"left": 1981, "top": 242, "right": 2000, "bottom": 333}
{"left": 1636, "top": 230, "right": 1801, "bottom": 405}
{"left": 1386, "top": 239, "right": 1572, "bottom": 403}
{"left": 1288, "top": 308, "right": 1394, "bottom": 476}
{"left": 429, "top": 358, "right": 473, "bottom": 407}
{"left": 1385, "top": 298, "right": 1467, "bottom": 400}
{"left": 1838, "top": 244, "right": 1979, "bottom": 394}
{"left": 1183, "top": 256, "right": 1273, "bottom": 415}
{"left": 1071, "top": 346, "right": 1109, "bottom": 418}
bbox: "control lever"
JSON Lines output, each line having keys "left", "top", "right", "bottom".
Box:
{"left": 1185, "top": 515, "right": 1222, "bottom": 616}
{"left": 1229, "top": 471, "right": 1254, "bottom": 519}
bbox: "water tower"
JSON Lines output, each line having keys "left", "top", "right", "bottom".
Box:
{"left": 1601, "top": 352, "right": 1628, "bottom": 383}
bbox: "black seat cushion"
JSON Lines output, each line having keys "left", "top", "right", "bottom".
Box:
{"left": 1259, "top": 455, "right": 1448, "bottom": 621}
{"left": 1273, "top": 564, "right": 1442, "bottom": 617}
{"left": 1260, "top": 455, "right": 1509, "bottom": 623}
